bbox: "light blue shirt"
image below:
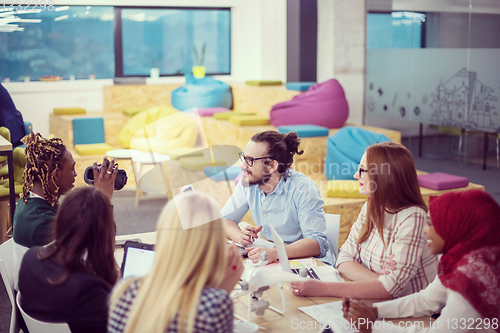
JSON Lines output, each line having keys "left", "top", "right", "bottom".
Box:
{"left": 221, "top": 169, "right": 335, "bottom": 266}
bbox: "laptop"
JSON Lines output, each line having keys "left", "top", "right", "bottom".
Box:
{"left": 268, "top": 224, "right": 321, "bottom": 280}
{"left": 121, "top": 241, "right": 156, "bottom": 279}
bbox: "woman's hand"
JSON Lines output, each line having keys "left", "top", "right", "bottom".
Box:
{"left": 219, "top": 243, "right": 244, "bottom": 293}
{"left": 93, "top": 157, "right": 117, "bottom": 200}
{"left": 380, "top": 254, "right": 396, "bottom": 275}
{"left": 342, "top": 296, "right": 352, "bottom": 318}
{"left": 343, "top": 299, "right": 378, "bottom": 333}
{"left": 289, "top": 279, "right": 328, "bottom": 297}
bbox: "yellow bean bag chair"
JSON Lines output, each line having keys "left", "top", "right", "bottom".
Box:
{"left": 326, "top": 180, "right": 366, "bottom": 198}
{"left": 118, "top": 106, "right": 198, "bottom": 154}
{"left": 0, "top": 147, "right": 26, "bottom": 196}
{"left": 0, "top": 127, "right": 11, "bottom": 164}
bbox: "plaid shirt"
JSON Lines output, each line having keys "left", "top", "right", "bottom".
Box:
{"left": 337, "top": 203, "right": 438, "bottom": 297}
{"left": 108, "top": 279, "right": 233, "bottom": 333}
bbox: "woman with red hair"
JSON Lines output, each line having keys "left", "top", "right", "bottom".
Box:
{"left": 290, "top": 142, "right": 437, "bottom": 299}
{"left": 343, "top": 189, "right": 500, "bottom": 332}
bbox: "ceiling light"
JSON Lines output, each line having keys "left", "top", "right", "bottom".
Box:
{"left": 17, "top": 19, "right": 41, "bottom": 23}
{"left": 54, "top": 15, "right": 68, "bottom": 21}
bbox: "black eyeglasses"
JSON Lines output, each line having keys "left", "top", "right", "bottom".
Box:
{"left": 358, "top": 166, "right": 368, "bottom": 176}
{"left": 239, "top": 152, "right": 273, "bottom": 167}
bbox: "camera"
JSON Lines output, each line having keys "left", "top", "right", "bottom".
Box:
{"left": 83, "top": 160, "right": 128, "bottom": 190}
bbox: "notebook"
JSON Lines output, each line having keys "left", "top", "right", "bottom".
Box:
{"left": 121, "top": 241, "right": 155, "bottom": 279}
{"left": 268, "top": 224, "right": 321, "bottom": 280}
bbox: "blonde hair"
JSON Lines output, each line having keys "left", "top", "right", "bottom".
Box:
{"left": 110, "top": 192, "right": 227, "bottom": 333}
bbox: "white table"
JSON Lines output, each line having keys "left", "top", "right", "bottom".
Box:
{"left": 105, "top": 149, "right": 143, "bottom": 159}
{"left": 114, "top": 231, "right": 434, "bottom": 332}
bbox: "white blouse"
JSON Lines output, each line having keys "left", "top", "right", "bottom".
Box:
{"left": 373, "top": 276, "right": 497, "bottom": 333}
{"left": 337, "top": 203, "right": 437, "bottom": 297}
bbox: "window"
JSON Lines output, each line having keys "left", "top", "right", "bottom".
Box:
{"left": 0, "top": 6, "right": 115, "bottom": 81}
{"left": 367, "top": 12, "right": 425, "bottom": 49}
{"left": 0, "top": 6, "right": 231, "bottom": 82}
{"left": 120, "top": 8, "right": 231, "bottom": 76}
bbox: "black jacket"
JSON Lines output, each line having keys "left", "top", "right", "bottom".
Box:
{"left": 18, "top": 247, "right": 111, "bottom": 333}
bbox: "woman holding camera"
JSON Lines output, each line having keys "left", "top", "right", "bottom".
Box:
{"left": 108, "top": 192, "right": 244, "bottom": 333}
{"left": 13, "top": 130, "right": 117, "bottom": 290}
{"left": 18, "top": 186, "right": 119, "bottom": 333}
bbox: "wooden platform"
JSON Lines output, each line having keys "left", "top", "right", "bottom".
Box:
{"left": 50, "top": 111, "right": 401, "bottom": 182}
{"left": 102, "top": 82, "right": 299, "bottom": 114}
{"left": 49, "top": 112, "right": 129, "bottom": 148}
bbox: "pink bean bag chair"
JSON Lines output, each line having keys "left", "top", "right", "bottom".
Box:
{"left": 194, "top": 107, "right": 229, "bottom": 117}
{"left": 270, "top": 79, "right": 349, "bottom": 129}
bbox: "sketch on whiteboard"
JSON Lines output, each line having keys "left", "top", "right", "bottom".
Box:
{"left": 428, "top": 68, "right": 498, "bottom": 132}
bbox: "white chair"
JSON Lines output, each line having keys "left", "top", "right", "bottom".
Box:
{"left": 324, "top": 214, "right": 341, "bottom": 260}
{"left": 16, "top": 292, "right": 71, "bottom": 333}
{"left": 0, "top": 239, "right": 20, "bottom": 333}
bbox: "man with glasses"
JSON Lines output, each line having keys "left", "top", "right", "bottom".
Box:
{"left": 221, "top": 131, "right": 335, "bottom": 266}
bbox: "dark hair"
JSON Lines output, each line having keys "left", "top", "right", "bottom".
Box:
{"left": 22, "top": 129, "right": 67, "bottom": 206}
{"left": 251, "top": 131, "right": 304, "bottom": 175}
{"left": 358, "top": 142, "right": 427, "bottom": 246}
{"left": 38, "top": 186, "right": 118, "bottom": 287}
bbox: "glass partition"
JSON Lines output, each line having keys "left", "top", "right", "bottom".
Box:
{"left": 365, "top": 0, "right": 500, "bottom": 176}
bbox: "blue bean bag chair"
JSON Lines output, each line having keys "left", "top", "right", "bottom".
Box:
{"left": 171, "top": 75, "right": 233, "bottom": 111}
{"left": 286, "top": 82, "right": 316, "bottom": 91}
{"left": 278, "top": 124, "right": 329, "bottom": 137}
{"left": 325, "top": 127, "right": 392, "bottom": 180}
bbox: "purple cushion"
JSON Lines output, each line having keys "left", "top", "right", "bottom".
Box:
{"left": 195, "top": 107, "right": 229, "bottom": 117}
{"left": 270, "top": 79, "right": 349, "bottom": 129}
{"left": 418, "top": 172, "right": 469, "bottom": 190}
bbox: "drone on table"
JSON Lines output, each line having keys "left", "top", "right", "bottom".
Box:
{"left": 234, "top": 260, "right": 308, "bottom": 322}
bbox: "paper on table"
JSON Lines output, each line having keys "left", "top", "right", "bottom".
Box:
{"left": 299, "top": 301, "right": 358, "bottom": 333}
{"left": 314, "top": 266, "right": 345, "bottom": 283}
{"left": 289, "top": 258, "right": 315, "bottom": 269}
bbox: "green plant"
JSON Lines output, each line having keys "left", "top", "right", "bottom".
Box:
{"left": 193, "top": 43, "right": 206, "bottom": 67}
{"left": 151, "top": 51, "right": 163, "bottom": 68}
{"left": 151, "top": 58, "right": 158, "bottom": 68}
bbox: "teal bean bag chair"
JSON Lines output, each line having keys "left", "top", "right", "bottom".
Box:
{"left": 171, "top": 75, "right": 233, "bottom": 111}
{"left": 325, "top": 127, "right": 392, "bottom": 180}
{"left": 204, "top": 166, "right": 242, "bottom": 181}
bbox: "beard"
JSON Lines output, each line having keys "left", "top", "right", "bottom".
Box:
{"left": 242, "top": 169, "right": 272, "bottom": 187}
